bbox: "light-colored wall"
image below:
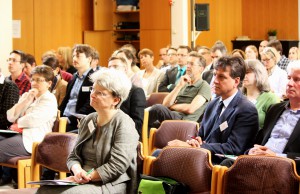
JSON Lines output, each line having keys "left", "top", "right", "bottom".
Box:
{"left": 0, "top": 0, "right": 12, "bottom": 76}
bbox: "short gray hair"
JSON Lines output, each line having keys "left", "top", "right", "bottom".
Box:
{"left": 90, "top": 68, "right": 132, "bottom": 108}
{"left": 287, "top": 60, "right": 300, "bottom": 74}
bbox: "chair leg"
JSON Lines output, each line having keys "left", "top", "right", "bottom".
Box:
{"left": 17, "top": 159, "right": 31, "bottom": 189}
{"left": 59, "top": 172, "right": 67, "bottom": 179}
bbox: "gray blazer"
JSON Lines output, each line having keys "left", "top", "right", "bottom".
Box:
{"left": 67, "top": 110, "right": 139, "bottom": 194}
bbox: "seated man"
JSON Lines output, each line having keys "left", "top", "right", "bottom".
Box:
{"left": 59, "top": 44, "right": 95, "bottom": 132}
{"left": 168, "top": 56, "right": 259, "bottom": 164}
{"left": 240, "top": 61, "right": 300, "bottom": 173}
{"left": 148, "top": 52, "right": 211, "bottom": 128}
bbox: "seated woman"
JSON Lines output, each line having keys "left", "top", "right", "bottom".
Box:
{"left": 37, "top": 68, "right": 139, "bottom": 194}
{"left": 136, "top": 48, "right": 164, "bottom": 97}
{"left": 243, "top": 59, "right": 280, "bottom": 129}
{"left": 0, "top": 65, "right": 57, "bottom": 162}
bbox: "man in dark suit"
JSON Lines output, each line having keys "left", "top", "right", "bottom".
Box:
{"left": 108, "top": 56, "right": 146, "bottom": 136}
{"left": 158, "top": 46, "right": 191, "bottom": 92}
{"left": 169, "top": 56, "right": 259, "bottom": 164}
{"left": 59, "top": 44, "right": 95, "bottom": 132}
{"left": 246, "top": 61, "right": 300, "bottom": 173}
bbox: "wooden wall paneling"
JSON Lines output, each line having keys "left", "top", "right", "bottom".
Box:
{"left": 84, "top": 31, "right": 114, "bottom": 67}
{"left": 194, "top": 0, "right": 242, "bottom": 52}
{"left": 139, "top": 0, "right": 171, "bottom": 30}
{"left": 94, "top": 0, "right": 113, "bottom": 30}
{"left": 12, "top": 0, "right": 35, "bottom": 55}
{"left": 34, "top": 0, "right": 93, "bottom": 63}
{"left": 242, "top": 0, "right": 298, "bottom": 40}
{"left": 140, "top": 30, "right": 171, "bottom": 66}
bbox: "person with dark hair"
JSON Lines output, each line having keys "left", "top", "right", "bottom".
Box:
{"left": 43, "top": 56, "right": 68, "bottom": 106}
{"left": 158, "top": 45, "right": 191, "bottom": 92}
{"left": 168, "top": 56, "right": 259, "bottom": 164}
{"left": 59, "top": 44, "right": 95, "bottom": 132}
{"left": 0, "top": 65, "right": 57, "bottom": 186}
{"left": 148, "top": 52, "right": 211, "bottom": 128}
{"left": 7, "top": 50, "right": 31, "bottom": 96}
{"left": 267, "top": 39, "right": 290, "bottom": 71}
{"left": 90, "top": 49, "right": 100, "bottom": 71}
{"left": 23, "top": 53, "right": 36, "bottom": 77}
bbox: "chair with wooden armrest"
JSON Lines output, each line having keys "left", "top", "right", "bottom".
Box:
{"left": 143, "top": 147, "right": 214, "bottom": 194}
{"left": 0, "top": 110, "right": 66, "bottom": 189}
{"left": 148, "top": 120, "right": 199, "bottom": 155}
{"left": 216, "top": 155, "right": 300, "bottom": 194}
{"left": 142, "top": 92, "right": 169, "bottom": 157}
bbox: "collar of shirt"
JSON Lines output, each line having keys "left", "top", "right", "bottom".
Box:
{"left": 177, "top": 66, "right": 186, "bottom": 72}
{"left": 14, "top": 72, "right": 28, "bottom": 83}
{"left": 75, "top": 68, "right": 91, "bottom": 80}
{"left": 284, "top": 102, "right": 300, "bottom": 114}
{"left": 220, "top": 90, "right": 239, "bottom": 109}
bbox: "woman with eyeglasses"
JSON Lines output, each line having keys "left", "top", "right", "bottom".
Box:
{"left": 260, "top": 47, "right": 288, "bottom": 99}
{"left": 37, "top": 68, "right": 139, "bottom": 194}
{"left": 243, "top": 59, "right": 280, "bottom": 129}
{"left": 0, "top": 65, "right": 57, "bottom": 163}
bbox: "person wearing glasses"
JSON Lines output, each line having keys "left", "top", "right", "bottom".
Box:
{"left": 7, "top": 50, "right": 31, "bottom": 96}
{"left": 0, "top": 65, "right": 57, "bottom": 186}
{"left": 158, "top": 45, "right": 191, "bottom": 92}
{"left": 160, "top": 47, "right": 178, "bottom": 72}
{"left": 148, "top": 52, "right": 211, "bottom": 129}
{"left": 261, "top": 47, "right": 288, "bottom": 99}
{"left": 37, "top": 68, "right": 139, "bottom": 194}
{"left": 156, "top": 47, "right": 170, "bottom": 69}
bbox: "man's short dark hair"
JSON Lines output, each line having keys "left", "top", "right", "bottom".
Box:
{"left": 267, "top": 40, "right": 283, "bottom": 54}
{"left": 10, "top": 50, "right": 27, "bottom": 63}
{"left": 214, "top": 56, "right": 246, "bottom": 82}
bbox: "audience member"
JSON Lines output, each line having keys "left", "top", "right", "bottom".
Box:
{"left": 288, "top": 47, "right": 300, "bottom": 61}
{"left": 161, "top": 47, "right": 178, "bottom": 72}
{"left": 90, "top": 49, "right": 100, "bottom": 71}
{"left": 120, "top": 44, "right": 140, "bottom": 72}
{"left": 156, "top": 47, "right": 169, "bottom": 69}
{"left": 222, "top": 60, "right": 300, "bottom": 174}
{"left": 23, "top": 54, "right": 36, "bottom": 77}
{"left": 114, "top": 49, "right": 143, "bottom": 87}
{"left": 267, "top": 40, "right": 290, "bottom": 71}
{"left": 261, "top": 47, "right": 288, "bottom": 99}
{"left": 231, "top": 49, "right": 246, "bottom": 60}
{"left": 243, "top": 59, "right": 280, "bottom": 129}
{"left": 56, "top": 47, "right": 77, "bottom": 74}
{"left": 43, "top": 56, "right": 68, "bottom": 106}
{"left": 108, "top": 56, "right": 146, "bottom": 135}
{"left": 197, "top": 46, "right": 213, "bottom": 72}
{"left": 0, "top": 68, "right": 19, "bottom": 130}
{"left": 0, "top": 65, "right": 57, "bottom": 186}
{"left": 37, "top": 68, "right": 139, "bottom": 194}
{"left": 158, "top": 45, "right": 191, "bottom": 92}
{"left": 7, "top": 50, "right": 31, "bottom": 96}
{"left": 259, "top": 40, "right": 268, "bottom": 56}
{"left": 245, "top": 45, "right": 258, "bottom": 59}
{"left": 59, "top": 44, "right": 95, "bottom": 132}
{"left": 148, "top": 52, "right": 211, "bottom": 128}
{"left": 168, "top": 56, "right": 259, "bottom": 164}
{"left": 137, "top": 48, "right": 164, "bottom": 97}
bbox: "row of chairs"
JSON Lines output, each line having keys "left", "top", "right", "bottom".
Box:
{"left": 143, "top": 146, "right": 300, "bottom": 194}
{"left": 0, "top": 110, "right": 68, "bottom": 189}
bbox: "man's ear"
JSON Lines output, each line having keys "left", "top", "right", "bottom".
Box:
{"left": 234, "top": 77, "right": 241, "bottom": 88}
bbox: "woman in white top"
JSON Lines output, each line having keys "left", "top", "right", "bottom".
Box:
{"left": 261, "top": 47, "right": 288, "bottom": 99}
{"left": 0, "top": 65, "right": 57, "bottom": 162}
{"left": 137, "top": 48, "right": 164, "bottom": 97}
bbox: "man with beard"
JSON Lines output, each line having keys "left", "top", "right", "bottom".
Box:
{"left": 148, "top": 52, "right": 211, "bottom": 129}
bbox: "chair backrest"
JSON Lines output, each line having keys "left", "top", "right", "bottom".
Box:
{"left": 149, "top": 120, "right": 199, "bottom": 154}
{"left": 150, "top": 147, "right": 213, "bottom": 194}
{"left": 33, "top": 132, "right": 77, "bottom": 173}
{"left": 220, "top": 155, "right": 300, "bottom": 194}
{"left": 146, "top": 92, "right": 169, "bottom": 107}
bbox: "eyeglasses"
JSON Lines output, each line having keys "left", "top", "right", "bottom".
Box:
{"left": 90, "top": 87, "right": 111, "bottom": 97}
{"left": 261, "top": 58, "right": 272, "bottom": 63}
{"left": 108, "top": 65, "right": 125, "bottom": 70}
{"left": 187, "top": 62, "right": 200, "bottom": 67}
{"left": 7, "top": 58, "right": 21, "bottom": 63}
{"left": 30, "top": 78, "right": 46, "bottom": 83}
{"left": 177, "top": 54, "right": 187, "bottom": 57}
{"left": 167, "top": 53, "right": 177, "bottom": 57}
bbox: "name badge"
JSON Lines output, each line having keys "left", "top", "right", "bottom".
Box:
{"left": 88, "top": 120, "right": 95, "bottom": 133}
{"left": 220, "top": 121, "right": 228, "bottom": 132}
{"left": 82, "top": 86, "right": 90, "bottom": 92}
